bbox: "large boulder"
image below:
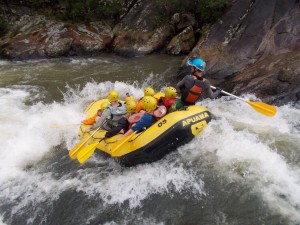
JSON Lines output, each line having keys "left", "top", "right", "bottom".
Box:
{"left": 112, "top": 0, "right": 174, "bottom": 56}
{"left": 166, "top": 26, "right": 195, "bottom": 55}
{"left": 185, "top": 0, "right": 300, "bottom": 104}
{"left": 0, "top": 7, "right": 113, "bottom": 60}
{"left": 218, "top": 51, "right": 300, "bottom": 105}
{"left": 188, "top": 0, "right": 300, "bottom": 79}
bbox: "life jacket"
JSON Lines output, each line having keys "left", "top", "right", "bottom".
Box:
{"left": 146, "top": 105, "right": 167, "bottom": 121}
{"left": 135, "top": 98, "right": 144, "bottom": 113}
{"left": 128, "top": 112, "right": 144, "bottom": 129}
{"left": 161, "top": 97, "right": 178, "bottom": 111}
{"left": 82, "top": 109, "right": 103, "bottom": 125}
{"left": 184, "top": 75, "right": 202, "bottom": 104}
{"left": 128, "top": 112, "right": 144, "bottom": 124}
{"left": 126, "top": 106, "right": 166, "bottom": 129}
{"left": 153, "top": 105, "right": 167, "bottom": 119}
{"left": 107, "top": 102, "right": 127, "bottom": 127}
{"left": 83, "top": 113, "right": 97, "bottom": 125}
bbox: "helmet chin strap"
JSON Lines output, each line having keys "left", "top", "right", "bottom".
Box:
{"left": 192, "top": 68, "right": 203, "bottom": 80}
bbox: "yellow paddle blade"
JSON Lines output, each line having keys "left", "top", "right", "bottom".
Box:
{"left": 69, "top": 127, "right": 101, "bottom": 159}
{"left": 69, "top": 139, "right": 89, "bottom": 159}
{"left": 112, "top": 132, "right": 136, "bottom": 153}
{"left": 246, "top": 101, "right": 277, "bottom": 117}
{"left": 77, "top": 142, "right": 99, "bottom": 163}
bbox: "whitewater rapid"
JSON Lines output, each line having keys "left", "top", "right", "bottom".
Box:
{"left": 0, "top": 58, "right": 299, "bottom": 224}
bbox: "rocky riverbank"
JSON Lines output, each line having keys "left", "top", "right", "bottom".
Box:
{"left": 0, "top": 0, "right": 299, "bottom": 105}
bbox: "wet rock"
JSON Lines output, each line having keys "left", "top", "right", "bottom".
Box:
{"left": 218, "top": 52, "right": 300, "bottom": 105}
{"left": 184, "top": 0, "right": 300, "bottom": 104}
{"left": 167, "top": 26, "right": 195, "bottom": 55}
{"left": 177, "top": 14, "right": 196, "bottom": 31}
{"left": 0, "top": 11, "right": 113, "bottom": 60}
{"left": 46, "top": 37, "right": 72, "bottom": 57}
{"left": 113, "top": 25, "right": 173, "bottom": 56}
{"left": 277, "top": 68, "right": 295, "bottom": 83}
{"left": 69, "top": 23, "right": 113, "bottom": 55}
{"left": 112, "top": 0, "right": 174, "bottom": 56}
{"left": 189, "top": 0, "right": 300, "bottom": 80}
{"left": 170, "top": 13, "right": 180, "bottom": 25}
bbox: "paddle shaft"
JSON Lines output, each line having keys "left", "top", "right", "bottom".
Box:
{"left": 52, "top": 123, "right": 81, "bottom": 128}
{"left": 112, "top": 131, "right": 137, "bottom": 153}
{"left": 211, "top": 85, "right": 245, "bottom": 102}
{"left": 210, "top": 85, "right": 277, "bottom": 117}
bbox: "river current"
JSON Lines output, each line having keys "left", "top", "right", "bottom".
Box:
{"left": 0, "top": 54, "right": 299, "bottom": 225}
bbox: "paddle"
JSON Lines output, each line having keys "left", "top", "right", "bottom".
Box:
{"left": 69, "top": 127, "right": 101, "bottom": 159}
{"left": 77, "top": 138, "right": 105, "bottom": 164}
{"left": 211, "top": 85, "right": 277, "bottom": 117}
{"left": 111, "top": 131, "right": 137, "bottom": 154}
{"left": 51, "top": 123, "right": 81, "bottom": 128}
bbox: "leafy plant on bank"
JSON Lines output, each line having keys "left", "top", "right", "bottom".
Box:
{"left": 155, "top": 0, "right": 233, "bottom": 26}
{"left": 3, "top": 0, "right": 232, "bottom": 30}
{"left": 7, "top": 0, "right": 123, "bottom": 24}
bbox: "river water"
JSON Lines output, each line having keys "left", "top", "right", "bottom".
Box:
{"left": 0, "top": 54, "right": 300, "bottom": 225}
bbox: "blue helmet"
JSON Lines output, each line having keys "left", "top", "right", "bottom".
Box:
{"left": 187, "top": 58, "right": 206, "bottom": 71}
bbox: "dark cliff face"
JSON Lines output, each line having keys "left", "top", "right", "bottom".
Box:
{"left": 188, "top": 0, "right": 300, "bottom": 105}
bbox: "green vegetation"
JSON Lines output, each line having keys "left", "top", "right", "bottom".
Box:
{"left": 0, "top": 19, "right": 9, "bottom": 37}
{"left": 197, "top": 0, "right": 233, "bottom": 24}
{"left": 155, "top": 0, "right": 233, "bottom": 26}
{"left": 9, "top": 0, "right": 123, "bottom": 24}
{"left": 4, "top": 0, "right": 232, "bottom": 29}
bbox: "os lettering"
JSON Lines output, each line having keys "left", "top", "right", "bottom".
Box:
{"left": 158, "top": 119, "right": 167, "bottom": 127}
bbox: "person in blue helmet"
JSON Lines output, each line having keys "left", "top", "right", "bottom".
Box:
{"left": 169, "top": 57, "right": 222, "bottom": 112}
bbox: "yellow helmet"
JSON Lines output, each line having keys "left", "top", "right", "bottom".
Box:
{"left": 126, "top": 100, "right": 137, "bottom": 113}
{"left": 100, "top": 102, "right": 109, "bottom": 111}
{"left": 125, "top": 95, "right": 136, "bottom": 103}
{"left": 144, "top": 87, "right": 155, "bottom": 97}
{"left": 142, "top": 96, "right": 157, "bottom": 112}
{"left": 108, "top": 90, "right": 119, "bottom": 102}
{"left": 165, "top": 86, "right": 177, "bottom": 99}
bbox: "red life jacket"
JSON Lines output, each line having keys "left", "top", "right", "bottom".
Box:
{"left": 161, "top": 97, "right": 177, "bottom": 110}
{"left": 184, "top": 75, "right": 202, "bottom": 104}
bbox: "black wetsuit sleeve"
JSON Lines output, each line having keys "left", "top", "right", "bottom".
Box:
{"left": 202, "top": 80, "right": 221, "bottom": 99}
{"left": 105, "top": 117, "right": 129, "bottom": 138}
{"left": 177, "top": 75, "right": 189, "bottom": 92}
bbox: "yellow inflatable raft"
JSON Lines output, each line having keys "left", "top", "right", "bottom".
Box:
{"left": 79, "top": 99, "right": 212, "bottom": 167}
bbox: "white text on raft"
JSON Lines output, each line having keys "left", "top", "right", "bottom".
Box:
{"left": 182, "top": 112, "right": 209, "bottom": 127}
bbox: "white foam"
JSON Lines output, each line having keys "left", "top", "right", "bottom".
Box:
{"left": 1, "top": 79, "right": 300, "bottom": 223}
{"left": 0, "top": 60, "right": 9, "bottom": 66}
{"left": 75, "top": 161, "right": 205, "bottom": 208}
{"left": 0, "top": 82, "right": 151, "bottom": 183}
{"left": 190, "top": 97, "right": 300, "bottom": 222}
{"left": 0, "top": 215, "right": 7, "bottom": 225}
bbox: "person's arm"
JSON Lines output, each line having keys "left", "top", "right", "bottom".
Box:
{"left": 176, "top": 76, "right": 186, "bottom": 90}
{"left": 88, "top": 109, "right": 111, "bottom": 131}
{"left": 123, "top": 114, "right": 152, "bottom": 136}
{"left": 202, "top": 80, "right": 221, "bottom": 99}
{"left": 123, "top": 128, "right": 134, "bottom": 137}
